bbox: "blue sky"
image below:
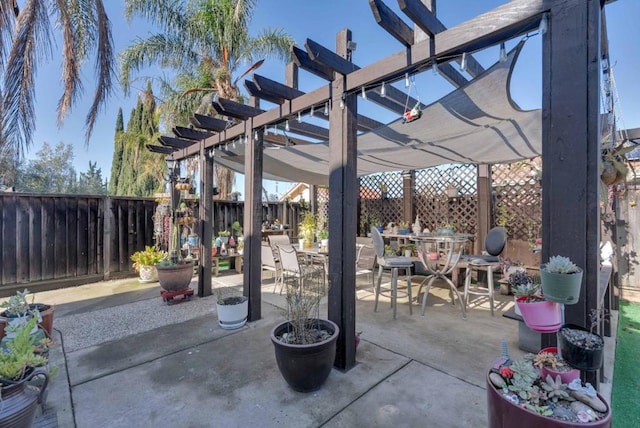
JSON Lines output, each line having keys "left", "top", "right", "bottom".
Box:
{"left": 28, "top": 0, "right": 639, "bottom": 197}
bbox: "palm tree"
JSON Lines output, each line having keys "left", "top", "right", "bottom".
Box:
{"left": 120, "top": 0, "right": 293, "bottom": 199}
{"left": 0, "top": 1, "right": 115, "bottom": 164}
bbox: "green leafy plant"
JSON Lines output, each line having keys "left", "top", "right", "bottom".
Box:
{"left": 0, "top": 317, "right": 48, "bottom": 383}
{"left": 131, "top": 246, "right": 168, "bottom": 272}
{"left": 1, "top": 289, "right": 31, "bottom": 317}
{"left": 232, "top": 221, "right": 243, "bottom": 236}
{"left": 397, "top": 220, "right": 409, "bottom": 229}
{"left": 543, "top": 255, "right": 581, "bottom": 274}
{"left": 541, "top": 374, "right": 574, "bottom": 403}
{"left": 298, "top": 212, "right": 316, "bottom": 241}
{"left": 218, "top": 230, "right": 231, "bottom": 237}
{"left": 512, "top": 282, "right": 544, "bottom": 303}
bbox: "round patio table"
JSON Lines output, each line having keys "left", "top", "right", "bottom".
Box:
{"left": 411, "top": 233, "right": 474, "bottom": 319}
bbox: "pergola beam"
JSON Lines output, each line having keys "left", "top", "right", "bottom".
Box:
{"left": 369, "top": 0, "right": 414, "bottom": 46}
{"left": 173, "top": 126, "right": 213, "bottom": 141}
{"left": 292, "top": 45, "right": 333, "bottom": 81}
{"left": 398, "top": 0, "right": 485, "bottom": 77}
{"left": 158, "top": 136, "right": 196, "bottom": 149}
{"left": 146, "top": 144, "right": 176, "bottom": 154}
{"left": 213, "top": 98, "right": 262, "bottom": 120}
{"left": 244, "top": 80, "right": 285, "bottom": 106}
{"left": 254, "top": 74, "right": 304, "bottom": 101}
{"left": 190, "top": 114, "right": 228, "bottom": 132}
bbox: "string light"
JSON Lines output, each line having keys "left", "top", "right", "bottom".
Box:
{"left": 380, "top": 82, "right": 386, "bottom": 98}
{"left": 460, "top": 52, "right": 468, "bottom": 72}
{"left": 405, "top": 73, "right": 410, "bottom": 88}
{"left": 297, "top": 111, "right": 302, "bottom": 123}
{"left": 323, "top": 102, "right": 329, "bottom": 116}
{"left": 232, "top": 140, "right": 237, "bottom": 149}
{"left": 285, "top": 120, "right": 290, "bottom": 132}
{"left": 361, "top": 87, "right": 367, "bottom": 100}
{"left": 432, "top": 62, "right": 439, "bottom": 75}
{"left": 539, "top": 13, "right": 548, "bottom": 35}
{"left": 310, "top": 105, "right": 315, "bottom": 116}
{"left": 339, "top": 96, "right": 344, "bottom": 110}
{"left": 254, "top": 130, "right": 259, "bottom": 141}
{"left": 499, "top": 43, "right": 507, "bottom": 63}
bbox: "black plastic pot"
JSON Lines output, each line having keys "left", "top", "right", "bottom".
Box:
{"left": 271, "top": 319, "right": 339, "bottom": 393}
{"left": 557, "top": 324, "right": 604, "bottom": 371}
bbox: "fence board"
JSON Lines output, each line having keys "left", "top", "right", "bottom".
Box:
{"left": 29, "top": 198, "right": 42, "bottom": 281}
{"left": 53, "top": 198, "right": 68, "bottom": 279}
{"left": 77, "top": 198, "right": 89, "bottom": 276}
{"left": 2, "top": 196, "right": 17, "bottom": 284}
{"left": 17, "top": 196, "right": 30, "bottom": 283}
{"left": 67, "top": 198, "right": 78, "bottom": 277}
{"left": 41, "top": 197, "right": 55, "bottom": 282}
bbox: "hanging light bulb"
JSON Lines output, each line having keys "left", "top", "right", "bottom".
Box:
{"left": 432, "top": 62, "right": 439, "bottom": 75}
{"left": 339, "top": 96, "right": 344, "bottom": 110}
{"left": 224, "top": 143, "right": 228, "bottom": 150}
{"left": 460, "top": 52, "right": 468, "bottom": 72}
{"left": 310, "top": 105, "right": 315, "bottom": 116}
{"left": 285, "top": 120, "right": 290, "bottom": 132}
{"left": 361, "top": 87, "right": 367, "bottom": 100}
{"left": 539, "top": 13, "right": 548, "bottom": 35}
{"left": 499, "top": 43, "right": 507, "bottom": 63}
{"left": 232, "top": 140, "right": 237, "bottom": 149}
{"left": 297, "top": 111, "right": 302, "bottom": 123}
{"left": 323, "top": 102, "right": 329, "bottom": 116}
{"left": 405, "top": 73, "right": 410, "bottom": 88}
{"left": 208, "top": 149, "right": 214, "bottom": 158}
{"left": 254, "top": 130, "right": 259, "bottom": 141}
{"left": 380, "top": 82, "right": 386, "bottom": 98}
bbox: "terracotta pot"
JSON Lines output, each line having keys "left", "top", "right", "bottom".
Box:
{"left": 0, "top": 304, "right": 54, "bottom": 340}
{"left": 156, "top": 262, "right": 194, "bottom": 292}
{"left": 487, "top": 372, "right": 611, "bottom": 427}
{"left": 271, "top": 319, "right": 339, "bottom": 393}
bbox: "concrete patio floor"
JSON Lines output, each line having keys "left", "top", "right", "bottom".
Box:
{"left": 26, "top": 270, "right": 615, "bottom": 427}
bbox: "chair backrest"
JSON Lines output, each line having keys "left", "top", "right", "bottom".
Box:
{"left": 371, "top": 226, "right": 385, "bottom": 258}
{"left": 356, "top": 244, "right": 377, "bottom": 270}
{"left": 276, "top": 244, "right": 300, "bottom": 274}
{"left": 484, "top": 227, "right": 508, "bottom": 256}
{"left": 261, "top": 244, "right": 277, "bottom": 269}
{"left": 268, "top": 234, "right": 290, "bottom": 247}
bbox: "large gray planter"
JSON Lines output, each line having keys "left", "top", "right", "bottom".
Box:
{"left": 156, "top": 262, "right": 194, "bottom": 292}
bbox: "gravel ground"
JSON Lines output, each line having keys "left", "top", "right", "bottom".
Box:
{"left": 55, "top": 294, "right": 219, "bottom": 352}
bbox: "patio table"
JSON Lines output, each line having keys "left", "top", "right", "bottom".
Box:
{"left": 411, "top": 233, "right": 474, "bottom": 319}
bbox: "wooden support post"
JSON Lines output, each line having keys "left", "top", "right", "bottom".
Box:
{"left": 244, "top": 125, "right": 263, "bottom": 321}
{"left": 103, "top": 196, "right": 112, "bottom": 280}
{"left": 402, "top": 171, "right": 414, "bottom": 225}
{"left": 542, "top": 0, "right": 601, "bottom": 385}
{"left": 328, "top": 29, "right": 357, "bottom": 371}
{"left": 198, "top": 141, "right": 213, "bottom": 297}
{"left": 477, "top": 164, "right": 491, "bottom": 255}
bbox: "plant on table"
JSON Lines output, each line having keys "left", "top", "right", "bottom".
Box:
{"left": 298, "top": 212, "right": 317, "bottom": 244}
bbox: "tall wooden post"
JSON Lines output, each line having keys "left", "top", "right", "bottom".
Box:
{"left": 402, "top": 171, "right": 414, "bottom": 225}
{"left": 476, "top": 165, "right": 492, "bottom": 254}
{"left": 198, "top": 141, "right": 213, "bottom": 297}
{"left": 542, "top": 0, "right": 601, "bottom": 385}
{"left": 244, "top": 125, "right": 264, "bottom": 321}
{"left": 328, "top": 29, "right": 358, "bottom": 371}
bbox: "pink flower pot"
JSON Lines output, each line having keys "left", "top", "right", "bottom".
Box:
{"left": 538, "top": 347, "right": 580, "bottom": 384}
{"left": 516, "top": 297, "right": 562, "bottom": 333}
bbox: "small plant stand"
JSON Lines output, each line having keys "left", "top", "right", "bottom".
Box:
{"left": 161, "top": 288, "right": 194, "bottom": 305}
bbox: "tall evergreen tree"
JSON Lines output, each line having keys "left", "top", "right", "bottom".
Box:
{"left": 77, "top": 162, "right": 107, "bottom": 195}
{"left": 109, "top": 107, "right": 125, "bottom": 194}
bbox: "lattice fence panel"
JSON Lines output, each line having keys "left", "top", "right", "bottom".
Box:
{"left": 414, "top": 164, "right": 478, "bottom": 234}
{"left": 491, "top": 158, "right": 542, "bottom": 242}
{"left": 359, "top": 171, "right": 403, "bottom": 233}
{"left": 316, "top": 186, "right": 329, "bottom": 229}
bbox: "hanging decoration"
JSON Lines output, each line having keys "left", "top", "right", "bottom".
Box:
{"left": 402, "top": 74, "right": 422, "bottom": 124}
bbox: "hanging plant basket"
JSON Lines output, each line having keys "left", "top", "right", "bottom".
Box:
{"left": 516, "top": 298, "right": 562, "bottom": 333}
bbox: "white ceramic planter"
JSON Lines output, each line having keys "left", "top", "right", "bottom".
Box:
{"left": 216, "top": 297, "right": 248, "bottom": 330}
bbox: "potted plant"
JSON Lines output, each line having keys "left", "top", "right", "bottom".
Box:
{"left": 214, "top": 287, "right": 248, "bottom": 330}
{"left": 298, "top": 212, "right": 316, "bottom": 249}
{"left": 232, "top": 221, "right": 243, "bottom": 239}
{"left": 513, "top": 282, "right": 562, "bottom": 333}
{"left": 317, "top": 228, "right": 329, "bottom": 250}
{"left": 0, "top": 289, "right": 54, "bottom": 341}
{"left": 369, "top": 213, "right": 383, "bottom": 233}
{"left": 396, "top": 220, "right": 410, "bottom": 235}
{"left": 131, "top": 246, "right": 168, "bottom": 283}
{"left": 557, "top": 311, "right": 605, "bottom": 372}
{"left": 0, "top": 316, "right": 50, "bottom": 428}
{"left": 487, "top": 355, "right": 611, "bottom": 427}
{"left": 270, "top": 263, "right": 339, "bottom": 392}
{"left": 541, "top": 255, "right": 584, "bottom": 305}
{"left": 437, "top": 221, "right": 455, "bottom": 235}
{"left": 507, "top": 271, "right": 535, "bottom": 313}
{"left": 218, "top": 229, "right": 231, "bottom": 245}
{"left": 156, "top": 257, "right": 194, "bottom": 292}
{"left": 533, "top": 347, "right": 580, "bottom": 385}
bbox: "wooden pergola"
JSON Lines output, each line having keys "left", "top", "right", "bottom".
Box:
{"left": 154, "top": 0, "right": 612, "bottom": 384}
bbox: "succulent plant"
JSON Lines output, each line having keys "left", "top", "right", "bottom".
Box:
{"left": 533, "top": 352, "right": 568, "bottom": 370}
{"left": 508, "top": 376, "right": 534, "bottom": 400}
{"left": 522, "top": 402, "right": 553, "bottom": 416}
{"left": 512, "top": 283, "right": 542, "bottom": 300}
{"left": 510, "top": 359, "right": 538, "bottom": 385}
{"left": 507, "top": 270, "right": 533, "bottom": 287}
{"left": 541, "top": 374, "right": 574, "bottom": 402}
{"left": 544, "top": 255, "right": 581, "bottom": 274}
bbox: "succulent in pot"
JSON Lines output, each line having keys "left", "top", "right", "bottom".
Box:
{"left": 513, "top": 282, "right": 562, "bottom": 333}
{"left": 541, "top": 256, "right": 584, "bottom": 305}
{"left": 131, "top": 246, "right": 168, "bottom": 283}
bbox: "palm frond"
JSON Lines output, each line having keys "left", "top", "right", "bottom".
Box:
{"left": 0, "top": 0, "right": 17, "bottom": 71}
{"left": 84, "top": 0, "right": 115, "bottom": 144}
{"left": 2, "top": 0, "right": 53, "bottom": 154}
{"left": 250, "top": 29, "right": 294, "bottom": 63}
{"left": 119, "top": 34, "right": 198, "bottom": 94}
{"left": 125, "top": 0, "right": 188, "bottom": 35}
{"left": 55, "top": 0, "right": 83, "bottom": 126}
